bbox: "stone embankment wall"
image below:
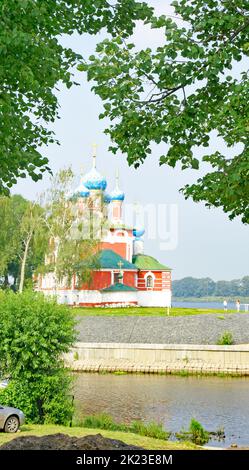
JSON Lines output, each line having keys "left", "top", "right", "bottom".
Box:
{"left": 65, "top": 342, "right": 249, "bottom": 375}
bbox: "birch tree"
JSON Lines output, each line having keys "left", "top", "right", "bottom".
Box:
{"left": 40, "top": 168, "right": 99, "bottom": 291}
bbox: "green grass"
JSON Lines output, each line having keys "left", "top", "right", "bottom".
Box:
{"left": 76, "top": 413, "right": 170, "bottom": 440}
{"left": 0, "top": 424, "right": 197, "bottom": 450}
{"left": 73, "top": 306, "right": 238, "bottom": 317}
{"left": 217, "top": 331, "right": 234, "bottom": 345}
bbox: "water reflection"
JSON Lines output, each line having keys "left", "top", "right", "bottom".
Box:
{"left": 73, "top": 373, "right": 249, "bottom": 448}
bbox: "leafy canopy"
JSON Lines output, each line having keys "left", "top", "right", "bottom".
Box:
{"left": 80, "top": 0, "right": 249, "bottom": 223}
{"left": 0, "top": 194, "right": 48, "bottom": 290}
{"left": 0, "top": 195, "right": 29, "bottom": 278}
{"left": 0, "top": 0, "right": 152, "bottom": 193}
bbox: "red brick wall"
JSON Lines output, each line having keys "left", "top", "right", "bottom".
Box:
{"left": 100, "top": 242, "right": 127, "bottom": 259}
{"left": 77, "top": 271, "right": 111, "bottom": 290}
{"left": 123, "top": 271, "right": 136, "bottom": 287}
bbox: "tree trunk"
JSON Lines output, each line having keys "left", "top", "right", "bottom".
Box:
{"left": 3, "top": 274, "right": 9, "bottom": 288}
{"left": 19, "top": 232, "right": 32, "bottom": 293}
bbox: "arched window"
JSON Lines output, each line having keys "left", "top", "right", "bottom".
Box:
{"left": 146, "top": 275, "right": 154, "bottom": 288}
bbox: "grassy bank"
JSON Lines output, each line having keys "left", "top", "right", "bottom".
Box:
{"left": 0, "top": 424, "right": 197, "bottom": 450}
{"left": 73, "top": 306, "right": 239, "bottom": 317}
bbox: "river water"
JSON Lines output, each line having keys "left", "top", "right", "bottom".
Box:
{"left": 173, "top": 300, "right": 237, "bottom": 310}
{"left": 74, "top": 373, "right": 249, "bottom": 448}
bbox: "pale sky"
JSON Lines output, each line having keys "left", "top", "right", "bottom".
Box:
{"left": 11, "top": 0, "right": 249, "bottom": 281}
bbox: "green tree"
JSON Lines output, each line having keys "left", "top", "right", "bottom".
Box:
{"left": 81, "top": 0, "right": 249, "bottom": 223}
{"left": 172, "top": 276, "right": 249, "bottom": 298}
{"left": 0, "top": 195, "right": 47, "bottom": 291}
{"left": 173, "top": 276, "right": 216, "bottom": 298}
{"left": 0, "top": 0, "right": 152, "bottom": 194}
{"left": 18, "top": 201, "right": 48, "bottom": 293}
{"left": 0, "top": 195, "right": 28, "bottom": 287}
{"left": 0, "top": 290, "right": 75, "bottom": 424}
{"left": 240, "top": 276, "right": 249, "bottom": 296}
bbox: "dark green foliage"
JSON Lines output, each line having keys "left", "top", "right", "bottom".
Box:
{"left": 189, "top": 419, "right": 209, "bottom": 445}
{"left": 0, "top": 0, "right": 152, "bottom": 193}
{"left": 217, "top": 331, "right": 234, "bottom": 345}
{"left": 0, "top": 291, "right": 76, "bottom": 424}
{"left": 173, "top": 276, "right": 249, "bottom": 298}
{"left": 83, "top": 0, "right": 249, "bottom": 223}
{"left": 0, "top": 195, "right": 28, "bottom": 281}
{"left": 0, "top": 195, "right": 48, "bottom": 290}
{"left": 0, "top": 373, "right": 73, "bottom": 425}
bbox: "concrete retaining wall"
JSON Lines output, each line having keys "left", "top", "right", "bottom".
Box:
{"left": 65, "top": 342, "right": 249, "bottom": 375}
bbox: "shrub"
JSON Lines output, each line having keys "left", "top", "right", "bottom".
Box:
{"left": 0, "top": 291, "right": 76, "bottom": 424}
{"left": 217, "top": 331, "right": 234, "bottom": 345}
{"left": 0, "top": 372, "right": 73, "bottom": 425}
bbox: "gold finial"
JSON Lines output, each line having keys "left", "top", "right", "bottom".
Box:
{"left": 92, "top": 143, "right": 97, "bottom": 169}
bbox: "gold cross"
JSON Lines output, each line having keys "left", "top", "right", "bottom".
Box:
{"left": 118, "top": 261, "right": 123, "bottom": 270}
{"left": 92, "top": 143, "right": 98, "bottom": 168}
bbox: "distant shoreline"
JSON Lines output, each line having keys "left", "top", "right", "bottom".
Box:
{"left": 172, "top": 296, "right": 249, "bottom": 303}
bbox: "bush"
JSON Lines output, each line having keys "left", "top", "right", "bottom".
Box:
{"left": 217, "top": 331, "right": 234, "bottom": 345}
{"left": 0, "top": 373, "right": 73, "bottom": 425}
{"left": 0, "top": 291, "right": 76, "bottom": 424}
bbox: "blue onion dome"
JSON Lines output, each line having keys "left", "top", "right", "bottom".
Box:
{"left": 133, "top": 227, "right": 145, "bottom": 238}
{"left": 83, "top": 167, "right": 107, "bottom": 191}
{"left": 73, "top": 182, "right": 90, "bottom": 198}
{"left": 110, "top": 187, "right": 125, "bottom": 201}
{"left": 103, "top": 192, "right": 112, "bottom": 204}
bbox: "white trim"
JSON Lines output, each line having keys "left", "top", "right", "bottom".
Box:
{"left": 144, "top": 271, "right": 155, "bottom": 288}
{"left": 114, "top": 229, "right": 128, "bottom": 237}
{"left": 102, "top": 229, "right": 132, "bottom": 245}
{"left": 139, "top": 269, "right": 171, "bottom": 272}
{"left": 126, "top": 238, "right": 133, "bottom": 262}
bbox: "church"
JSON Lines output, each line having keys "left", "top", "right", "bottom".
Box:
{"left": 37, "top": 149, "right": 172, "bottom": 307}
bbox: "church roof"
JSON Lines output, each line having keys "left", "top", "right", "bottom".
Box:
{"left": 101, "top": 283, "right": 137, "bottom": 292}
{"left": 132, "top": 254, "right": 171, "bottom": 271}
{"left": 96, "top": 250, "right": 137, "bottom": 270}
{"left": 76, "top": 249, "right": 137, "bottom": 271}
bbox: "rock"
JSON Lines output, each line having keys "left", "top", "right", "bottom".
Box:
{"left": 230, "top": 443, "right": 238, "bottom": 448}
{"left": 0, "top": 433, "right": 143, "bottom": 451}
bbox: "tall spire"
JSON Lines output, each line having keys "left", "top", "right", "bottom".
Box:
{"left": 92, "top": 143, "right": 97, "bottom": 169}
